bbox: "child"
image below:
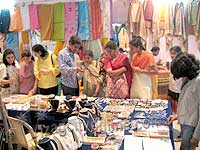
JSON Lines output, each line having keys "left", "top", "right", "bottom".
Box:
{"left": 1, "top": 49, "right": 19, "bottom": 97}
{"left": 78, "top": 50, "right": 103, "bottom": 97}
{"left": 19, "top": 50, "right": 37, "bottom": 95}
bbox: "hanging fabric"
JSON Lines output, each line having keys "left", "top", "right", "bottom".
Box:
{"left": 0, "top": 9, "right": 11, "bottom": 33}
{"left": 85, "top": 39, "right": 103, "bottom": 60}
{"left": 118, "top": 27, "right": 129, "bottom": 50}
{"left": 77, "top": 1, "right": 90, "bottom": 40}
{"left": 128, "top": 0, "right": 146, "bottom": 41}
{"left": 6, "top": 32, "right": 20, "bottom": 61}
{"left": 110, "top": 0, "right": 113, "bottom": 38}
{"left": 54, "top": 41, "right": 64, "bottom": 56}
{"left": 20, "top": 5, "right": 30, "bottom": 31}
{"left": 53, "top": 3, "right": 65, "bottom": 41}
{"left": 100, "top": 0, "right": 111, "bottom": 39}
{"left": 64, "top": 2, "right": 78, "bottom": 42}
{"left": 38, "top": 4, "right": 53, "bottom": 40}
{"left": 143, "top": 0, "right": 154, "bottom": 29}
{"left": 196, "top": 1, "right": 200, "bottom": 38}
{"left": 9, "top": 6, "right": 23, "bottom": 32}
{"left": 29, "top": 4, "right": 40, "bottom": 30}
{"left": 112, "top": 0, "right": 130, "bottom": 24}
{"left": 89, "top": 0, "right": 102, "bottom": 40}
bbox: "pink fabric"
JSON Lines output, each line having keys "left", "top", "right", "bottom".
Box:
{"left": 144, "top": 0, "right": 154, "bottom": 21}
{"left": 64, "top": 2, "right": 78, "bottom": 41}
{"left": 19, "top": 61, "right": 35, "bottom": 94}
{"left": 104, "top": 53, "right": 132, "bottom": 98}
{"left": 29, "top": 4, "right": 40, "bottom": 30}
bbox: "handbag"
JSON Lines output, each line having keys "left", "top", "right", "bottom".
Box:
{"left": 1, "top": 73, "right": 10, "bottom": 88}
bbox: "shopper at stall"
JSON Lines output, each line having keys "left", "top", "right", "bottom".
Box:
{"left": 19, "top": 50, "right": 37, "bottom": 95}
{"left": 129, "top": 37, "right": 158, "bottom": 99}
{"left": 0, "top": 52, "right": 7, "bottom": 92}
{"left": 104, "top": 41, "right": 132, "bottom": 98}
{"left": 151, "top": 46, "right": 161, "bottom": 64}
{"left": 168, "top": 53, "right": 200, "bottom": 150}
{"left": 1, "top": 49, "right": 19, "bottom": 97}
{"left": 32, "top": 44, "right": 60, "bottom": 95}
{"left": 168, "top": 46, "right": 183, "bottom": 114}
{"left": 58, "top": 35, "right": 82, "bottom": 96}
{"left": 78, "top": 50, "right": 104, "bottom": 97}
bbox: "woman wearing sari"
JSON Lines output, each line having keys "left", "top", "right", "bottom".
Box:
{"left": 104, "top": 41, "right": 132, "bottom": 98}
{"left": 129, "top": 38, "right": 158, "bottom": 99}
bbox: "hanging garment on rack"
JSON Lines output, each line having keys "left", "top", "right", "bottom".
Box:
{"left": 100, "top": 0, "right": 111, "bottom": 38}
{"left": 173, "top": 2, "right": 186, "bottom": 38}
{"left": 118, "top": 27, "right": 129, "bottom": 50}
{"left": 53, "top": 3, "right": 65, "bottom": 41}
{"left": 128, "top": 0, "right": 146, "bottom": 41}
{"left": 20, "top": 5, "right": 30, "bottom": 31}
{"left": 85, "top": 39, "right": 103, "bottom": 60}
{"left": 9, "top": 6, "right": 23, "bottom": 32}
{"left": 54, "top": 41, "right": 64, "bottom": 56}
{"left": 112, "top": 0, "right": 130, "bottom": 24}
{"left": 38, "top": 4, "right": 53, "bottom": 40}
{"left": 77, "top": 1, "right": 90, "bottom": 40}
{"left": 110, "top": 0, "right": 113, "bottom": 38}
{"left": 190, "top": 0, "right": 199, "bottom": 26}
{"left": 196, "top": 1, "right": 200, "bottom": 38}
{"left": 64, "top": 2, "right": 78, "bottom": 42}
{"left": 29, "top": 4, "right": 40, "bottom": 30}
{"left": 89, "top": 0, "right": 102, "bottom": 40}
{"left": 0, "top": 9, "right": 10, "bottom": 33}
{"left": 143, "top": 0, "right": 154, "bottom": 28}
{"left": 6, "top": 32, "right": 20, "bottom": 61}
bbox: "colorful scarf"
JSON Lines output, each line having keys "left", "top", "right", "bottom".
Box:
{"left": 9, "top": 6, "right": 23, "bottom": 32}
{"left": 89, "top": 0, "right": 102, "bottom": 40}
{"left": 77, "top": 1, "right": 90, "bottom": 40}
{"left": 53, "top": 3, "right": 65, "bottom": 41}
{"left": 64, "top": 2, "right": 78, "bottom": 42}
{"left": 29, "top": 4, "right": 40, "bottom": 30}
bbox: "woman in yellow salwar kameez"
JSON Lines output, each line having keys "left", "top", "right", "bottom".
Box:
{"left": 78, "top": 50, "right": 104, "bottom": 97}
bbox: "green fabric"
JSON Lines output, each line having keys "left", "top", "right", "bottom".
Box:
{"left": 191, "top": 0, "right": 199, "bottom": 26}
{"left": 53, "top": 3, "right": 64, "bottom": 41}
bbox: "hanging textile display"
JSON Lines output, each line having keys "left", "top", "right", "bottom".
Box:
{"left": 151, "top": 0, "right": 160, "bottom": 45}
{"left": 85, "top": 39, "right": 103, "bottom": 60}
{"left": 64, "top": 2, "right": 78, "bottom": 42}
{"left": 89, "top": 0, "right": 102, "bottom": 40}
{"left": 173, "top": 1, "right": 187, "bottom": 41}
{"left": 54, "top": 41, "right": 64, "bottom": 56}
{"left": 100, "top": 0, "right": 111, "bottom": 39}
{"left": 29, "top": 4, "right": 40, "bottom": 30}
{"left": 20, "top": 5, "right": 30, "bottom": 31}
{"left": 196, "top": 2, "right": 200, "bottom": 38}
{"left": 77, "top": 1, "right": 90, "bottom": 40}
{"left": 128, "top": 0, "right": 146, "bottom": 41}
{"left": 112, "top": 0, "right": 130, "bottom": 24}
{"left": 6, "top": 32, "right": 20, "bottom": 61}
{"left": 53, "top": 3, "right": 65, "bottom": 41}
{"left": 0, "top": 9, "right": 11, "bottom": 33}
{"left": 9, "top": 6, "right": 23, "bottom": 32}
{"left": 143, "top": 0, "right": 154, "bottom": 29}
{"left": 38, "top": 4, "right": 53, "bottom": 40}
{"left": 118, "top": 27, "right": 129, "bottom": 50}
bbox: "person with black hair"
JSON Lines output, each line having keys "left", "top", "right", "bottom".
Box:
{"left": 58, "top": 35, "right": 83, "bottom": 96}
{"left": 129, "top": 38, "right": 158, "bottom": 99}
{"left": 168, "top": 53, "right": 200, "bottom": 149}
{"left": 151, "top": 46, "right": 161, "bottom": 64}
{"left": 32, "top": 44, "right": 60, "bottom": 95}
{"left": 19, "top": 50, "right": 37, "bottom": 95}
{"left": 1, "top": 49, "right": 19, "bottom": 97}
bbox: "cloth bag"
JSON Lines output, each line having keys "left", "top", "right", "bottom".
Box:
{"left": 130, "top": 72, "right": 152, "bottom": 99}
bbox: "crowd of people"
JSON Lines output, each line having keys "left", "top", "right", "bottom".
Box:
{"left": 0, "top": 35, "right": 199, "bottom": 149}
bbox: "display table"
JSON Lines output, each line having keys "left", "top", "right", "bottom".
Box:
{"left": 4, "top": 95, "right": 174, "bottom": 150}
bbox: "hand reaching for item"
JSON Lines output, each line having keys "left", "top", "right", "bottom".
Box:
{"left": 167, "top": 115, "right": 177, "bottom": 125}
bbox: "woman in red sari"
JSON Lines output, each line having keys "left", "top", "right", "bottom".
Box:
{"left": 104, "top": 41, "right": 132, "bottom": 98}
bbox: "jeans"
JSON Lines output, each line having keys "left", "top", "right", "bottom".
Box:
{"left": 62, "top": 84, "right": 79, "bottom": 96}
{"left": 180, "top": 124, "right": 196, "bottom": 150}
